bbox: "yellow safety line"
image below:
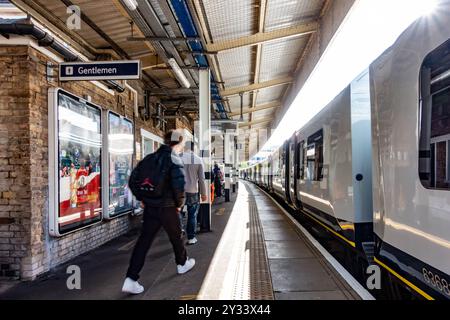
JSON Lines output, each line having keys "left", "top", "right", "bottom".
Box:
{"left": 374, "top": 257, "right": 434, "bottom": 300}
{"left": 179, "top": 294, "right": 198, "bottom": 300}
{"left": 301, "top": 210, "right": 356, "bottom": 248}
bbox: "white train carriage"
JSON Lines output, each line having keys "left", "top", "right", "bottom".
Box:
{"left": 285, "top": 71, "right": 374, "bottom": 249}
{"left": 370, "top": 1, "right": 450, "bottom": 300}
{"left": 244, "top": 0, "right": 450, "bottom": 299}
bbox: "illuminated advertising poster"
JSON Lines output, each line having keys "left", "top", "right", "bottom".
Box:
{"left": 57, "top": 91, "right": 102, "bottom": 234}
{"left": 107, "top": 113, "right": 134, "bottom": 218}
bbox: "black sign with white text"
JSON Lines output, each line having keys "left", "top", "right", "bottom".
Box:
{"left": 59, "top": 60, "right": 141, "bottom": 81}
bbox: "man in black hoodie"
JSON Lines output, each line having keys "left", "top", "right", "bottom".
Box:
{"left": 122, "top": 130, "right": 195, "bottom": 295}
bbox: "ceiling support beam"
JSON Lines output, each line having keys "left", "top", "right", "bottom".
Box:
{"left": 148, "top": 88, "right": 199, "bottom": 96}
{"left": 220, "top": 76, "right": 293, "bottom": 97}
{"left": 229, "top": 101, "right": 280, "bottom": 117}
{"left": 189, "top": 0, "right": 231, "bottom": 115}
{"left": 10, "top": 0, "right": 99, "bottom": 59}
{"left": 119, "top": 0, "right": 197, "bottom": 89}
{"left": 111, "top": 0, "right": 158, "bottom": 59}
{"left": 60, "top": 0, "right": 129, "bottom": 59}
{"left": 140, "top": 54, "right": 166, "bottom": 70}
{"left": 240, "top": 117, "right": 272, "bottom": 127}
{"left": 205, "top": 21, "right": 318, "bottom": 52}
{"left": 127, "top": 36, "right": 201, "bottom": 42}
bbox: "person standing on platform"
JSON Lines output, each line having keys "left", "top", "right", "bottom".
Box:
{"left": 180, "top": 141, "right": 207, "bottom": 245}
{"left": 213, "top": 163, "right": 223, "bottom": 197}
{"left": 122, "top": 130, "right": 195, "bottom": 295}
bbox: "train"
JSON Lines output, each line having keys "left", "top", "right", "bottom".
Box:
{"left": 241, "top": 1, "right": 450, "bottom": 300}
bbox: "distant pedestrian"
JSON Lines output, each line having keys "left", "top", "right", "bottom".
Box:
{"left": 122, "top": 130, "right": 195, "bottom": 295}
{"left": 213, "top": 163, "right": 223, "bottom": 197}
{"left": 180, "top": 141, "right": 207, "bottom": 245}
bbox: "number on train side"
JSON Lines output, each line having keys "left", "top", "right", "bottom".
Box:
{"left": 422, "top": 268, "right": 450, "bottom": 296}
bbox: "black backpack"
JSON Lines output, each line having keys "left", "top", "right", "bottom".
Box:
{"left": 129, "top": 151, "right": 169, "bottom": 200}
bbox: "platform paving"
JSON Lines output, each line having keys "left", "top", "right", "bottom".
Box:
{"left": 243, "top": 182, "right": 361, "bottom": 300}
{"left": 0, "top": 193, "right": 237, "bottom": 300}
{"left": 0, "top": 182, "right": 360, "bottom": 300}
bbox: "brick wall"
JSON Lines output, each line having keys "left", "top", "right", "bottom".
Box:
{"left": 0, "top": 45, "right": 164, "bottom": 280}
{"left": 166, "top": 117, "right": 192, "bottom": 133}
{"left": 0, "top": 46, "right": 32, "bottom": 278}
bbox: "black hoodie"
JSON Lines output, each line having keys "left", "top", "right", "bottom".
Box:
{"left": 131, "top": 144, "right": 186, "bottom": 208}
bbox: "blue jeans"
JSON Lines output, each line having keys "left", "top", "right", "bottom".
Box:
{"left": 185, "top": 193, "right": 200, "bottom": 240}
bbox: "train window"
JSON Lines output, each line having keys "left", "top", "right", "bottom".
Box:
{"left": 306, "top": 130, "right": 324, "bottom": 181}
{"left": 419, "top": 38, "right": 450, "bottom": 190}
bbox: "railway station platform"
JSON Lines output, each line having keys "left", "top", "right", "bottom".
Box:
{"left": 1, "top": 0, "right": 449, "bottom": 305}
{"left": 0, "top": 181, "right": 365, "bottom": 300}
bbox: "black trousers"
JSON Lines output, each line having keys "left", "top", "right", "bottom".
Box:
{"left": 126, "top": 206, "right": 187, "bottom": 281}
{"left": 214, "top": 179, "right": 222, "bottom": 197}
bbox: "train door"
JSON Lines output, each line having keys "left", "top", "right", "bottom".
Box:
{"left": 281, "top": 142, "right": 290, "bottom": 202}
{"left": 296, "top": 139, "right": 305, "bottom": 209}
{"left": 262, "top": 162, "right": 268, "bottom": 187}
{"left": 268, "top": 157, "right": 273, "bottom": 191}
{"left": 272, "top": 150, "right": 283, "bottom": 196}
{"left": 289, "top": 136, "right": 300, "bottom": 208}
{"left": 257, "top": 164, "right": 262, "bottom": 185}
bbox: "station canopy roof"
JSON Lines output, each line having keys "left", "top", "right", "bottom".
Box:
{"left": 7, "top": 0, "right": 332, "bottom": 159}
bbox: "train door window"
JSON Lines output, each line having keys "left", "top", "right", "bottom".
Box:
{"left": 289, "top": 142, "right": 295, "bottom": 179}
{"left": 297, "top": 141, "right": 305, "bottom": 179}
{"left": 272, "top": 153, "right": 279, "bottom": 178}
{"left": 279, "top": 150, "right": 283, "bottom": 178}
{"left": 306, "top": 130, "right": 324, "bottom": 181}
{"left": 419, "top": 38, "right": 450, "bottom": 189}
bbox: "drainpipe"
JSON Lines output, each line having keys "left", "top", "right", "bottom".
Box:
{"left": 0, "top": 18, "right": 124, "bottom": 92}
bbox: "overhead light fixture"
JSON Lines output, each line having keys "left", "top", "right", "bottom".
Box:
{"left": 168, "top": 58, "right": 191, "bottom": 89}
{"left": 123, "top": 0, "right": 138, "bottom": 11}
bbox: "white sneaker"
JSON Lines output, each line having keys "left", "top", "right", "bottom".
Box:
{"left": 121, "top": 277, "right": 144, "bottom": 294}
{"left": 187, "top": 237, "right": 198, "bottom": 245}
{"left": 177, "top": 258, "right": 196, "bottom": 274}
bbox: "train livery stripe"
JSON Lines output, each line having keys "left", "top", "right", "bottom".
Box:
{"left": 374, "top": 257, "right": 434, "bottom": 300}
{"left": 301, "top": 210, "right": 356, "bottom": 248}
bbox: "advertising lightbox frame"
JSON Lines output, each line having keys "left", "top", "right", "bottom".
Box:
{"left": 48, "top": 88, "right": 103, "bottom": 237}
{"left": 103, "top": 110, "right": 135, "bottom": 220}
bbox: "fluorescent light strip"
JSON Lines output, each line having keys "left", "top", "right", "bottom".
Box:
{"left": 168, "top": 58, "right": 191, "bottom": 89}
{"left": 123, "top": 0, "right": 138, "bottom": 11}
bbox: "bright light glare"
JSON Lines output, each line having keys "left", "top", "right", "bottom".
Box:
{"left": 252, "top": 0, "right": 438, "bottom": 161}
{"left": 419, "top": 0, "right": 439, "bottom": 15}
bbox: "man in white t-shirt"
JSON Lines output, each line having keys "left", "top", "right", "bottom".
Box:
{"left": 180, "top": 141, "right": 207, "bottom": 245}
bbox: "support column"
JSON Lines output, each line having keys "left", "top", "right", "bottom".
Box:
{"left": 231, "top": 135, "right": 236, "bottom": 193}
{"left": 230, "top": 134, "right": 235, "bottom": 194}
{"left": 233, "top": 135, "right": 239, "bottom": 192}
{"left": 224, "top": 131, "right": 232, "bottom": 202}
{"left": 197, "top": 68, "right": 211, "bottom": 232}
{"left": 231, "top": 165, "right": 236, "bottom": 193}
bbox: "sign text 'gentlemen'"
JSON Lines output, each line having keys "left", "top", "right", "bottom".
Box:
{"left": 59, "top": 60, "right": 141, "bottom": 81}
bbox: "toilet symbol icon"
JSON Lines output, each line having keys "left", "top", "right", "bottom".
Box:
{"left": 66, "top": 66, "right": 74, "bottom": 76}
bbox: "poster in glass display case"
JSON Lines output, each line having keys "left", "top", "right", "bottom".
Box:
{"left": 105, "top": 112, "right": 134, "bottom": 218}
{"left": 49, "top": 88, "right": 102, "bottom": 236}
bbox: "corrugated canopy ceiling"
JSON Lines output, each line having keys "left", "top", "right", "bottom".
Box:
{"left": 8, "top": 0, "right": 331, "bottom": 159}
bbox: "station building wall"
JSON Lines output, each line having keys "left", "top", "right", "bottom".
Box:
{"left": 0, "top": 44, "right": 163, "bottom": 280}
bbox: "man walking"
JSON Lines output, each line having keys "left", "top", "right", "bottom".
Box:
{"left": 180, "top": 141, "right": 207, "bottom": 245}
{"left": 122, "top": 130, "right": 195, "bottom": 295}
